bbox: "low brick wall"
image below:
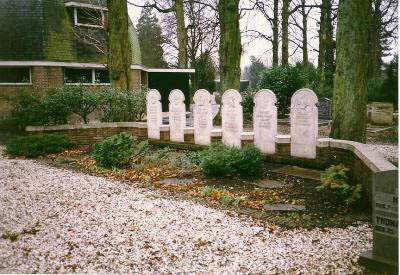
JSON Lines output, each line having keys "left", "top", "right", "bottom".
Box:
{"left": 26, "top": 122, "right": 397, "bottom": 202}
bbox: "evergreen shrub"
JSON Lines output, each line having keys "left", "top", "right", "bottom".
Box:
{"left": 91, "top": 132, "right": 149, "bottom": 168}
{"left": 200, "top": 144, "right": 263, "bottom": 179}
{"left": 6, "top": 134, "right": 74, "bottom": 158}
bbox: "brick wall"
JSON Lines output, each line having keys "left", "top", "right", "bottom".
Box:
{"left": 31, "top": 66, "right": 64, "bottom": 90}
{"left": 132, "top": 69, "right": 141, "bottom": 90}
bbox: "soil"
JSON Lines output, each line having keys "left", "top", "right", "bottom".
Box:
{"left": 38, "top": 149, "right": 372, "bottom": 230}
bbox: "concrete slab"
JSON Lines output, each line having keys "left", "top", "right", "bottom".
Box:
{"left": 272, "top": 165, "right": 321, "bottom": 181}
{"left": 252, "top": 179, "right": 286, "bottom": 189}
{"left": 159, "top": 178, "right": 193, "bottom": 185}
{"left": 264, "top": 204, "right": 305, "bottom": 211}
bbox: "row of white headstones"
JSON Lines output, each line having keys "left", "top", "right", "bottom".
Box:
{"left": 146, "top": 88, "right": 318, "bottom": 159}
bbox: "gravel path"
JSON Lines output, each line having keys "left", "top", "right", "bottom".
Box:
{"left": 0, "top": 154, "right": 373, "bottom": 274}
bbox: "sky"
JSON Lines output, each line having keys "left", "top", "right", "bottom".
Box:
{"left": 128, "top": 1, "right": 396, "bottom": 71}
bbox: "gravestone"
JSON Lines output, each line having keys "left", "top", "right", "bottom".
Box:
{"left": 222, "top": 89, "right": 243, "bottom": 148}
{"left": 359, "top": 170, "right": 398, "bottom": 272}
{"left": 253, "top": 89, "right": 277, "bottom": 154}
{"left": 290, "top": 88, "right": 318, "bottom": 159}
{"left": 146, "top": 89, "right": 162, "bottom": 140}
{"left": 370, "top": 102, "right": 394, "bottom": 125}
{"left": 318, "top": 97, "right": 332, "bottom": 120}
{"left": 168, "top": 89, "right": 186, "bottom": 142}
{"left": 193, "top": 89, "right": 213, "bottom": 145}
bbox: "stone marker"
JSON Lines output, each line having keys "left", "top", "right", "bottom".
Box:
{"left": 253, "top": 89, "right": 277, "bottom": 154}
{"left": 252, "top": 179, "right": 286, "bottom": 189}
{"left": 272, "top": 165, "right": 321, "bottom": 181}
{"left": 168, "top": 89, "right": 186, "bottom": 142}
{"left": 318, "top": 97, "right": 332, "bottom": 120}
{"left": 222, "top": 89, "right": 243, "bottom": 148}
{"left": 146, "top": 89, "right": 162, "bottom": 140}
{"left": 359, "top": 170, "right": 398, "bottom": 272}
{"left": 193, "top": 89, "right": 212, "bottom": 145}
{"left": 264, "top": 204, "right": 305, "bottom": 211}
{"left": 370, "top": 102, "right": 394, "bottom": 125}
{"left": 290, "top": 88, "right": 318, "bottom": 159}
{"left": 159, "top": 178, "right": 193, "bottom": 185}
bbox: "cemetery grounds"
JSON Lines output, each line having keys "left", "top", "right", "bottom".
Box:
{"left": 28, "top": 122, "right": 398, "bottom": 229}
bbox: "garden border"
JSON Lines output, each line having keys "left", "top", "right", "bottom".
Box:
{"left": 26, "top": 122, "right": 397, "bottom": 202}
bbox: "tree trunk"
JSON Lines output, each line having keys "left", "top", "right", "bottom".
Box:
{"left": 318, "top": 0, "right": 335, "bottom": 98}
{"left": 272, "top": 0, "right": 279, "bottom": 67}
{"left": 281, "top": 0, "right": 289, "bottom": 66}
{"left": 301, "top": 0, "right": 308, "bottom": 67}
{"left": 331, "top": 0, "right": 372, "bottom": 142}
{"left": 218, "top": 0, "right": 241, "bottom": 93}
{"left": 175, "top": 0, "right": 188, "bottom": 68}
{"left": 107, "top": 0, "right": 132, "bottom": 90}
{"left": 367, "top": 0, "right": 383, "bottom": 92}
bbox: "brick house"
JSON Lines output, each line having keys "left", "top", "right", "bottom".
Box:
{"left": 0, "top": 0, "right": 194, "bottom": 116}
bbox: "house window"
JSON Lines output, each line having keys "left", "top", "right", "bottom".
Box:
{"left": 0, "top": 67, "right": 31, "bottom": 84}
{"left": 74, "top": 7, "right": 104, "bottom": 28}
{"left": 64, "top": 68, "right": 110, "bottom": 85}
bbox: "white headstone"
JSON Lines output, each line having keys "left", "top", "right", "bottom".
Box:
{"left": 290, "top": 88, "right": 318, "bottom": 159}
{"left": 193, "top": 89, "right": 213, "bottom": 145}
{"left": 222, "top": 89, "right": 243, "bottom": 148}
{"left": 146, "top": 89, "right": 162, "bottom": 140}
{"left": 253, "top": 89, "right": 277, "bottom": 154}
{"left": 168, "top": 89, "right": 186, "bottom": 142}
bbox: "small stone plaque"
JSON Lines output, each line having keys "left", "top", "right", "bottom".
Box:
{"left": 221, "top": 89, "right": 243, "bottom": 148}
{"left": 159, "top": 178, "right": 193, "bottom": 185}
{"left": 264, "top": 204, "right": 305, "bottom": 211}
{"left": 168, "top": 89, "right": 186, "bottom": 142}
{"left": 146, "top": 89, "right": 162, "bottom": 140}
{"left": 290, "top": 88, "right": 318, "bottom": 159}
{"left": 252, "top": 179, "right": 286, "bottom": 189}
{"left": 193, "top": 89, "right": 213, "bottom": 145}
{"left": 253, "top": 89, "right": 277, "bottom": 154}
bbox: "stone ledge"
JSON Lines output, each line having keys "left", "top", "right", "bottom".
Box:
{"left": 184, "top": 127, "right": 194, "bottom": 134}
{"left": 276, "top": 135, "right": 291, "bottom": 144}
{"left": 241, "top": 132, "right": 254, "bottom": 141}
{"left": 329, "top": 139, "right": 396, "bottom": 173}
{"left": 211, "top": 129, "right": 222, "bottom": 137}
{"left": 160, "top": 125, "right": 170, "bottom": 132}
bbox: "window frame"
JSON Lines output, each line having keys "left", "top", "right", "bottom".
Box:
{"left": 0, "top": 66, "right": 32, "bottom": 85}
{"left": 74, "top": 7, "right": 105, "bottom": 28}
{"left": 64, "top": 67, "right": 110, "bottom": 86}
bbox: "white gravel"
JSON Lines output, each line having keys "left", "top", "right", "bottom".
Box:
{"left": 0, "top": 153, "right": 373, "bottom": 274}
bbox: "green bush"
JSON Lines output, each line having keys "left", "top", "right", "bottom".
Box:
{"left": 61, "top": 86, "right": 102, "bottom": 124}
{"left": 6, "top": 134, "right": 74, "bottom": 158}
{"left": 316, "top": 164, "right": 362, "bottom": 205}
{"left": 98, "top": 88, "right": 147, "bottom": 122}
{"left": 91, "top": 132, "right": 149, "bottom": 168}
{"left": 241, "top": 89, "right": 256, "bottom": 120}
{"left": 258, "top": 65, "right": 307, "bottom": 117}
{"left": 200, "top": 144, "right": 263, "bottom": 179}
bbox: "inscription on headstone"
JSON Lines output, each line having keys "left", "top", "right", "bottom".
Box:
{"left": 169, "top": 89, "right": 186, "bottom": 142}
{"left": 253, "top": 89, "right": 277, "bottom": 154}
{"left": 290, "top": 88, "right": 318, "bottom": 159}
{"left": 222, "top": 89, "right": 243, "bottom": 148}
{"left": 146, "top": 89, "right": 162, "bottom": 140}
{"left": 359, "top": 170, "right": 398, "bottom": 271}
{"left": 193, "top": 89, "right": 212, "bottom": 145}
{"left": 373, "top": 170, "right": 398, "bottom": 261}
